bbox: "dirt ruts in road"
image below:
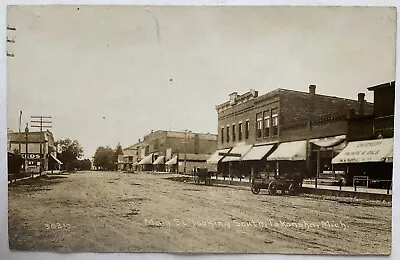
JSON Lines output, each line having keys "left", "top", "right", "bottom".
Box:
{"left": 8, "top": 171, "right": 391, "bottom": 254}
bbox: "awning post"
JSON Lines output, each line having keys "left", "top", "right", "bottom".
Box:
{"left": 315, "top": 148, "right": 320, "bottom": 189}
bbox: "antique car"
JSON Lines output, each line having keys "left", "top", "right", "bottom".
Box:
{"left": 251, "top": 171, "right": 303, "bottom": 196}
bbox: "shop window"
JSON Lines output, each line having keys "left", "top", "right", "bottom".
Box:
{"left": 272, "top": 111, "right": 278, "bottom": 136}
{"left": 232, "top": 124, "right": 236, "bottom": 142}
{"left": 264, "top": 111, "right": 270, "bottom": 138}
{"left": 245, "top": 120, "right": 250, "bottom": 139}
{"left": 238, "top": 123, "right": 243, "bottom": 141}
{"left": 256, "top": 113, "right": 262, "bottom": 139}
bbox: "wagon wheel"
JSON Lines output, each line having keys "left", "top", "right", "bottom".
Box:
{"left": 288, "top": 183, "right": 298, "bottom": 196}
{"left": 251, "top": 186, "right": 260, "bottom": 195}
{"left": 268, "top": 181, "right": 278, "bottom": 196}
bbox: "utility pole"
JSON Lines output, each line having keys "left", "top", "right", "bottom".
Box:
{"left": 25, "top": 124, "right": 29, "bottom": 174}
{"left": 31, "top": 116, "right": 52, "bottom": 175}
{"left": 7, "top": 25, "right": 16, "bottom": 58}
{"left": 18, "top": 111, "right": 22, "bottom": 154}
{"left": 183, "top": 130, "right": 191, "bottom": 174}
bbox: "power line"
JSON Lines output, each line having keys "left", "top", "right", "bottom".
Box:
{"left": 30, "top": 116, "right": 52, "bottom": 175}
{"left": 7, "top": 25, "right": 16, "bottom": 58}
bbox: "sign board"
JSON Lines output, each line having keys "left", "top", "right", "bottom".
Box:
{"left": 21, "top": 153, "right": 41, "bottom": 160}
{"left": 218, "top": 152, "right": 242, "bottom": 157}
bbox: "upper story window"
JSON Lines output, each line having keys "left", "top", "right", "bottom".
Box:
{"left": 256, "top": 113, "right": 263, "bottom": 139}
{"left": 264, "top": 111, "right": 270, "bottom": 138}
{"left": 232, "top": 124, "right": 236, "bottom": 142}
{"left": 272, "top": 108, "right": 279, "bottom": 136}
{"left": 220, "top": 127, "right": 224, "bottom": 144}
{"left": 245, "top": 120, "right": 250, "bottom": 139}
{"left": 226, "top": 126, "right": 230, "bottom": 143}
{"left": 238, "top": 123, "right": 243, "bottom": 141}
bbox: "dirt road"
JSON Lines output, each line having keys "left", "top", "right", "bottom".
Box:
{"left": 8, "top": 171, "right": 391, "bottom": 254}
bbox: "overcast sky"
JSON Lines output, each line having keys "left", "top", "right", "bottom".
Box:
{"left": 6, "top": 5, "right": 396, "bottom": 158}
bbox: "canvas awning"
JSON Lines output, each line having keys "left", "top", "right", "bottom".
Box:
{"left": 206, "top": 148, "right": 232, "bottom": 164}
{"left": 50, "top": 154, "right": 63, "bottom": 164}
{"left": 332, "top": 138, "right": 393, "bottom": 164}
{"left": 165, "top": 156, "right": 177, "bottom": 165}
{"left": 242, "top": 144, "right": 275, "bottom": 161}
{"left": 138, "top": 154, "right": 154, "bottom": 165}
{"left": 153, "top": 156, "right": 165, "bottom": 165}
{"left": 221, "top": 144, "right": 253, "bottom": 162}
{"left": 267, "top": 140, "right": 307, "bottom": 161}
{"left": 310, "top": 135, "right": 346, "bottom": 148}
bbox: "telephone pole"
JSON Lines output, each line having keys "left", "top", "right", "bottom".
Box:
{"left": 31, "top": 116, "right": 52, "bottom": 175}
{"left": 183, "top": 130, "right": 191, "bottom": 173}
{"left": 7, "top": 25, "right": 16, "bottom": 58}
{"left": 18, "top": 111, "right": 22, "bottom": 153}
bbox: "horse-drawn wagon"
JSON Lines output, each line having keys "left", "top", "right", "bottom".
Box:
{"left": 193, "top": 167, "right": 213, "bottom": 185}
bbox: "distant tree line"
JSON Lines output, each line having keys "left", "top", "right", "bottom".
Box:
{"left": 93, "top": 143, "right": 123, "bottom": 171}
{"left": 55, "top": 139, "right": 92, "bottom": 172}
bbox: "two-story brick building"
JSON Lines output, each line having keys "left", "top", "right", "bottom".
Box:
{"left": 213, "top": 84, "right": 374, "bottom": 180}
{"left": 121, "top": 130, "right": 218, "bottom": 172}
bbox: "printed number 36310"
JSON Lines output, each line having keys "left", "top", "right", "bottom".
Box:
{"left": 45, "top": 223, "right": 71, "bottom": 230}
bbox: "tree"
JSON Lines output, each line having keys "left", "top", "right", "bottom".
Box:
{"left": 81, "top": 159, "right": 92, "bottom": 171}
{"left": 114, "top": 143, "right": 123, "bottom": 170}
{"left": 74, "top": 158, "right": 92, "bottom": 171}
{"left": 55, "top": 139, "right": 84, "bottom": 171}
{"left": 93, "top": 146, "right": 115, "bottom": 171}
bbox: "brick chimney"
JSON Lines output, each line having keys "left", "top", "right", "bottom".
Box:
{"left": 250, "top": 89, "right": 258, "bottom": 98}
{"left": 309, "top": 84, "right": 316, "bottom": 95}
{"left": 358, "top": 93, "right": 365, "bottom": 115}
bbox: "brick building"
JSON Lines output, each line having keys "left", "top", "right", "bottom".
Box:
{"left": 121, "top": 130, "right": 217, "bottom": 172}
{"left": 213, "top": 85, "right": 374, "bottom": 180}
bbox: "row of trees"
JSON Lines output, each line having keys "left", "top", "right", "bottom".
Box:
{"left": 93, "top": 144, "right": 123, "bottom": 171}
{"left": 54, "top": 140, "right": 124, "bottom": 172}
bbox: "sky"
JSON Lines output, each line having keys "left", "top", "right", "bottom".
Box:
{"left": 6, "top": 5, "right": 396, "bottom": 158}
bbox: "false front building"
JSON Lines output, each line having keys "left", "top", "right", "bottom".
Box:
{"left": 7, "top": 129, "right": 62, "bottom": 173}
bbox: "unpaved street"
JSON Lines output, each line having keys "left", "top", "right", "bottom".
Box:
{"left": 8, "top": 171, "right": 391, "bottom": 254}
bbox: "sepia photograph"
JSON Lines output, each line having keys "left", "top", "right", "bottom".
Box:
{"left": 6, "top": 5, "right": 396, "bottom": 255}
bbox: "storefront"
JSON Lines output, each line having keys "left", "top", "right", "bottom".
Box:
{"left": 206, "top": 148, "right": 232, "bottom": 173}
{"left": 241, "top": 144, "right": 275, "bottom": 179}
{"left": 309, "top": 135, "right": 347, "bottom": 179}
{"left": 220, "top": 144, "right": 252, "bottom": 178}
{"left": 137, "top": 153, "right": 157, "bottom": 171}
{"left": 267, "top": 140, "right": 308, "bottom": 179}
{"left": 153, "top": 156, "right": 166, "bottom": 172}
{"left": 332, "top": 138, "right": 393, "bottom": 185}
